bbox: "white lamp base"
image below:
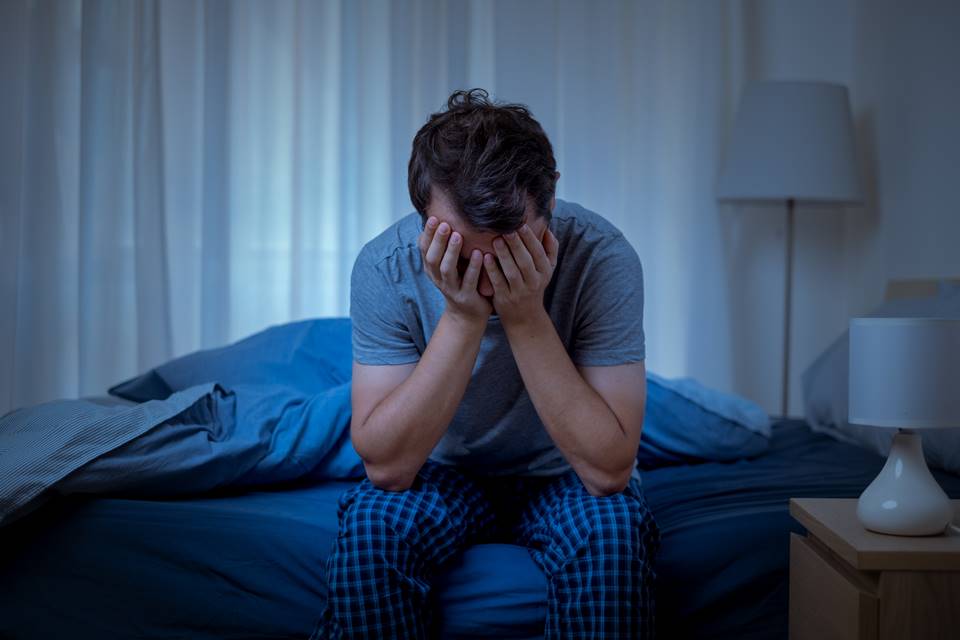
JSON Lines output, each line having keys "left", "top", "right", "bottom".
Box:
{"left": 857, "top": 430, "right": 953, "bottom": 536}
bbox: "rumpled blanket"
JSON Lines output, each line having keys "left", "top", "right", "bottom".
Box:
{"left": 0, "top": 382, "right": 359, "bottom": 527}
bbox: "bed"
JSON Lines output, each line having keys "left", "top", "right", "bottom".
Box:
{"left": 3, "top": 279, "right": 959, "bottom": 639}
{"left": 2, "top": 417, "right": 957, "bottom": 640}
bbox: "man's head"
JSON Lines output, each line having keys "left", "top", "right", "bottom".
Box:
{"left": 408, "top": 88, "right": 559, "bottom": 296}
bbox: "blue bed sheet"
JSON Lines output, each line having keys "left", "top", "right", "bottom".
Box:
{"left": 2, "top": 420, "right": 959, "bottom": 639}
{"left": 0, "top": 481, "right": 547, "bottom": 640}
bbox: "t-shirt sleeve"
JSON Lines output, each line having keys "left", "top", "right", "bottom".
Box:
{"left": 570, "top": 233, "right": 646, "bottom": 366}
{"left": 350, "top": 249, "right": 421, "bottom": 365}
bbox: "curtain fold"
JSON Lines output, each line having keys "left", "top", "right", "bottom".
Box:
{"left": 4, "top": 0, "right": 767, "bottom": 414}
{"left": 0, "top": 0, "right": 29, "bottom": 413}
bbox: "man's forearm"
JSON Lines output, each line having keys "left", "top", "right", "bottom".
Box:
{"left": 356, "top": 310, "right": 485, "bottom": 489}
{"left": 504, "top": 309, "right": 636, "bottom": 496}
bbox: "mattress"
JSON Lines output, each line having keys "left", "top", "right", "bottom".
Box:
{"left": 2, "top": 419, "right": 959, "bottom": 639}
{"left": 0, "top": 481, "right": 546, "bottom": 639}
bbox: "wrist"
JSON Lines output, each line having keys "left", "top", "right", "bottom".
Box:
{"left": 502, "top": 305, "right": 551, "bottom": 334}
{"left": 443, "top": 307, "right": 488, "bottom": 336}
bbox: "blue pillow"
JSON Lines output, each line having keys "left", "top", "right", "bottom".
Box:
{"left": 637, "top": 373, "right": 771, "bottom": 468}
{"left": 110, "top": 318, "right": 352, "bottom": 402}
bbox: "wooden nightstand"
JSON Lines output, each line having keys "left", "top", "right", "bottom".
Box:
{"left": 789, "top": 498, "right": 960, "bottom": 640}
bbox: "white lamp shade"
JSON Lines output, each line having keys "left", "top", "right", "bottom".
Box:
{"left": 718, "top": 81, "right": 864, "bottom": 203}
{"left": 849, "top": 318, "right": 960, "bottom": 429}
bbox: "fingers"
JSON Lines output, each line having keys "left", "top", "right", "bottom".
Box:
{"left": 544, "top": 228, "right": 559, "bottom": 268}
{"left": 518, "top": 223, "right": 551, "bottom": 273}
{"left": 439, "top": 230, "right": 461, "bottom": 285}
{"left": 424, "top": 221, "right": 451, "bottom": 273}
{"left": 502, "top": 230, "right": 536, "bottom": 277}
{"left": 418, "top": 216, "right": 438, "bottom": 254}
{"left": 493, "top": 237, "right": 522, "bottom": 284}
{"left": 461, "top": 249, "right": 483, "bottom": 291}
{"left": 483, "top": 253, "right": 507, "bottom": 293}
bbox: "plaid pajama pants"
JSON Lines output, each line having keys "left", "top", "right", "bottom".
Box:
{"left": 310, "top": 459, "right": 660, "bottom": 639}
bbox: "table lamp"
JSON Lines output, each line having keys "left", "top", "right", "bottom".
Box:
{"left": 849, "top": 317, "right": 960, "bottom": 536}
{"left": 718, "top": 81, "right": 863, "bottom": 418}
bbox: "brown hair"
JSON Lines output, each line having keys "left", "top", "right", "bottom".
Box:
{"left": 408, "top": 88, "right": 558, "bottom": 233}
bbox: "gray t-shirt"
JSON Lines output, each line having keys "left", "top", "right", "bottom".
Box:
{"left": 350, "top": 198, "right": 645, "bottom": 483}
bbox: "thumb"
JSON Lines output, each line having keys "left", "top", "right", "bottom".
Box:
{"left": 545, "top": 229, "right": 559, "bottom": 267}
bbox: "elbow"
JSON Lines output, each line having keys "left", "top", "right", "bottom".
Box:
{"left": 352, "top": 423, "right": 419, "bottom": 491}
{"left": 602, "top": 459, "right": 636, "bottom": 495}
{"left": 583, "top": 467, "right": 632, "bottom": 497}
{"left": 608, "top": 471, "right": 631, "bottom": 495}
{"left": 585, "top": 482, "right": 625, "bottom": 498}
{"left": 363, "top": 461, "right": 416, "bottom": 492}
{"left": 596, "top": 478, "right": 630, "bottom": 497}
{"left": 371, "top": 477, "right": 415, "bottom": 492}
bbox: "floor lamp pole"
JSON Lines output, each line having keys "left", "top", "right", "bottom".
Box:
{"left": 782, "top": 198, "right": 796, "bottom": 419}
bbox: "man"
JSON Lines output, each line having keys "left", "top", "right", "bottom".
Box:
{"left": 312, "top": 88, "right": 660, "bottom": 639}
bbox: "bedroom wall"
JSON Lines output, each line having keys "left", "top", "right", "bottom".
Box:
{"left": 725, "top": 0, "right": 855, "bottom": 417}
{"left": 729, "top": 0, "right": 959, "bottom": 417}
{"left": 845, "top": 0, "right": 960, "bottom": 314}
{"left": 3, "top": 1, "right": 955, "bottom": 416}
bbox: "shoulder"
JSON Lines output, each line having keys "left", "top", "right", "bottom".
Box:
{"left": 552, "top": 198, "right": 625, "bottom": 239}
{"left": 354, "top": 212, "right": 423, "bottom": 281}
{"left": 551, "top": 199, "right": 638, "bottom": 260}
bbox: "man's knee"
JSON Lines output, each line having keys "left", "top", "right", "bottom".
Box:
{"left": 338, "top": 481, "right": 442, "bottom": 550}
{"left": 554, "top": 489, "right": 659, "bottom": 557}
{"left": 337, "top": 460, "right": 490, "bottom": 550}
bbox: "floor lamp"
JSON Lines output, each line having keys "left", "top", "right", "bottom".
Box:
{"left": 717, "top": 81, "right": 863, "bottom": 418}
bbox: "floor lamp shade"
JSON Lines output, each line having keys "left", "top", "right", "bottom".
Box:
{"left": 716, "top": 81, "right": 864, "bottom": 420}
{"left": 717, "top": 81, "right": 863, "bottom": 203}
{"left": 849, "top": 318, "right": 960, "bottom": 535}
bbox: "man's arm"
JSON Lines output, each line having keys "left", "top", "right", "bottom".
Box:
{"left": 351, "top": 218, "right": 491, "bottom": 490}
{"left": 483, "top": 225, "right": 644, "bottom": 496}
{"left": 351, "top": 310, "right": 485, "bottom": 490}
{"left": 501, "top": 311, "right": 644, "bottom": 496}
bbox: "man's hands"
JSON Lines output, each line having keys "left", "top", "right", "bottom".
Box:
{"left": 419, "top": 217, "right": 492, "bottom": 325}
{"left": 419, "top": 216, "right": 559, "bottom": 328}
{"left": 483, "top": 224, "right": 559, "bottom": 327}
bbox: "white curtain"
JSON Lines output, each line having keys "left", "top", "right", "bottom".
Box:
{"left": 2, "top": 0, "right": 764, "bottom": 414}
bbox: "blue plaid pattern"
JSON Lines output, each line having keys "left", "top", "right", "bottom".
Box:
{"left": 310, "top": 459, "right": 660, "bottom": 639}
